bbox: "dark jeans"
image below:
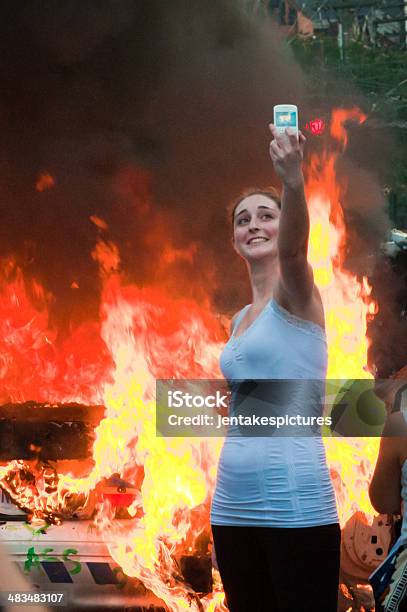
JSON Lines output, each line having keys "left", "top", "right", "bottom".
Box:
{"left": 211, "top": 523, "right": 341, "bottom": 612}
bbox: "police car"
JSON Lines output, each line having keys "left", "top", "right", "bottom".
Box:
{"left": 0, "top": 487, "right": 166, "bottom": 610}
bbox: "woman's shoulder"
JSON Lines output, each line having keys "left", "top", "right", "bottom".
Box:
{"left": 230, "top": 306, "right": 249, "bottom": 334}
{"left": 274, "top": 284, "right": 325, "bottom": 331}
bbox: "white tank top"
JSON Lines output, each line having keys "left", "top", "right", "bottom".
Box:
{"left": 210, "top": 298, "right": 338, "bottom": 527}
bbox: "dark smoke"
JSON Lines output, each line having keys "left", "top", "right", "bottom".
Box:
{"left": 0, "top": 1, "right": 305, "bottom": 326}
{"left": 369, "top": 253, "right": 407, "bottom": 377}
{"left": 0, "top": 2, "right": 405, "bottom": 373}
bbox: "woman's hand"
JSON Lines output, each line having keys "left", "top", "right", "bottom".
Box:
{"left": 269, "top": 124, "right": 306, "bottom": 189}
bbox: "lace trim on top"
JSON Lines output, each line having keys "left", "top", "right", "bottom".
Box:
{"left": 230, "top": 299, "right": 327, "bottom": 343}
{"left": 269, "top": 299, "right": 327, "bottom": 341}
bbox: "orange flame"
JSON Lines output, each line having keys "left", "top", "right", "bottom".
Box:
{"left": 90, "top": 215, "right": 109, "bottom": 230}
{"left": 35, "top": 172, "right": 55, "bottom": 192}
{"left": 306, "top": 108, "right": 378, "bottom": 526}
{"left": 330, "top": 107, "right": 367, "bottom": 150}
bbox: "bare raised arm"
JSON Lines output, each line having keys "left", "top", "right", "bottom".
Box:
{"left": 268, "top": 124, "right": 314, "bottom": 308}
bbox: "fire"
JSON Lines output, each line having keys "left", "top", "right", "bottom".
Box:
{"left": 90, "top": 215, "right": 109, "bottom": 231}
{"left": 306, "top": 108, "right": 373, "bottom": 380}
{"left": 35, "top": 172, "right": 55, "bottom": 192}
{"left": 80, "top": 250, "right": 226, "bottom": 608}
{"left": 330, "top": 107, "right": 367, "bottom": 149}
{"left": 306, "top": 107, "right": 378, "bottom": 526}
{"left": 0, "top": 107, "right": 382, "bottom": 609}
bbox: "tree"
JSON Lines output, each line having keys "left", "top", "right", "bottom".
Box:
{"left": 291, "top": 35, "right": 407, "bottom": 226}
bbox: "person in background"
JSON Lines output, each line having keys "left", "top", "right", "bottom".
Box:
{"left": 369, "top": 370, "right": 407, "bottom": 611}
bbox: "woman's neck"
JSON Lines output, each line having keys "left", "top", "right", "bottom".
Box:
{"left": 247, "top": 257, "right": 279, "bottom": 306}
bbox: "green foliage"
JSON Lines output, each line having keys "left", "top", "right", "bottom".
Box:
{"left": 290, "top": 35, "right": 407, "bottom": 224}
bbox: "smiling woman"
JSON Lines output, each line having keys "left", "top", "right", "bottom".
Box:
{"left": 232, "top": 193, "right": 281, "bottom": 264}
{"left": 210, "top": 124, "right": 340, "bottom": 612}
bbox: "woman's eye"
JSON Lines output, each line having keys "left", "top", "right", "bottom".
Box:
{"left": 237, "top": 217, "right": 249, "bottom": 225}
{"left": 261, "top": 214, "right": 273, "bottom": 220}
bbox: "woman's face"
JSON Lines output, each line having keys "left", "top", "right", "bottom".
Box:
{"left": 232, "top": 194, "right": 280, "bottom": 261}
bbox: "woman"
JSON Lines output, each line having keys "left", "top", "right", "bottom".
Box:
{"left": 210, "top": 124, "right": 340, "bottom": 611}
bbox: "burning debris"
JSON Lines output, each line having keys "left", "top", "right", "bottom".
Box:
{"left": 0, "top": 460, "right": 94, "bottom": 525}
{"left": 0, "top": 402, "right": 105, "bottom": 460}
{"left": 0, "top": 259, "right": 225, "bottom": 607}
